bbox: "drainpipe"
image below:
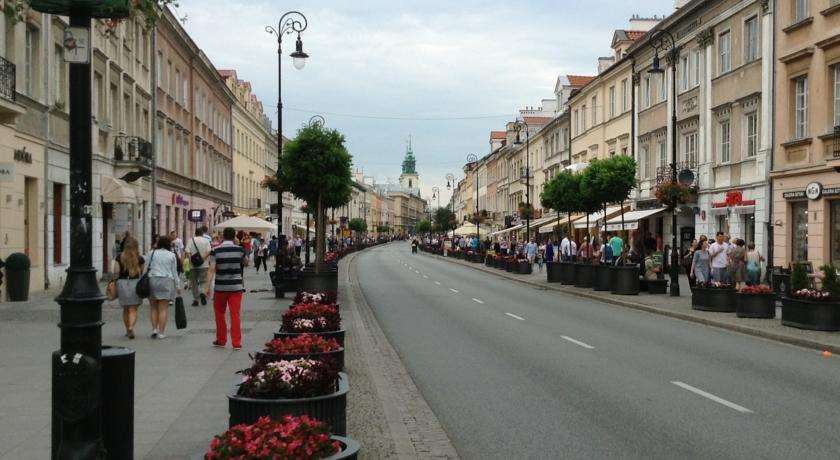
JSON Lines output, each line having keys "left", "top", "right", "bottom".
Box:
{"left": 765, "top": 0, "right": 776, "bottom": 281}
{"left": 42, "top": 15, "right": 51, "bottom": 290}
{"left": 150, "top": 26, "right": 158, "bottom": 242}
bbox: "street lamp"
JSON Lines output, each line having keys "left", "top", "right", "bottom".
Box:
{"left": 267, "top": 11, "right": 309, "bottom": 247}
{"left": 467, "top": 154, "right": 479, "bottom": 244}
{"left": 648, "top": 29, "right": 681, "bottom": 297}
{"left": 514, "top": 121, "right": 531, "bottom": 242}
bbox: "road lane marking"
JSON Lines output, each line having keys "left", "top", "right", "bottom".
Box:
{"left": 423, "top": 275, "right": 429, "bottom": 279}
{"left": 671, "top": 381, "right": 753, "bottom": 413}
{"left": 434, "top": 281, "right": 441, "bottom": 285}
{"left": 560, "top": 336, "right": 595, "bottom": 349}
{"left": 415, "top": 270, "right": 420, "bottom": 274}
{"left": 505, "top": 313, "right": 525, "bottom": 321}
{"left": 449, "top": 288, "right": 459, "bottom": 293}
{"left": 472, "top": 298, "right": 484, "bottom": 304}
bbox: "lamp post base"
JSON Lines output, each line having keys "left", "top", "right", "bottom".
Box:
{"left": 669, "top": 267, "right": 680, "bottom": 297}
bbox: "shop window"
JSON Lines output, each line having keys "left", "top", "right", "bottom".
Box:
{"left": 831, "top": 201, "right": 840, "bottom": 266}
{"left": 717, "top": 214, "right": 729, "bottom": 236}
{"left": 744, "top": 213, "right": 755, "bottom": 246}
{"left": 791, "top": 201, "right": 808, "bottom": 262}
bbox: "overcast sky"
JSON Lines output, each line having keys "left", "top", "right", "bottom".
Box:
{"left": 178, "top": 0, "right": 674, "bottom": 204}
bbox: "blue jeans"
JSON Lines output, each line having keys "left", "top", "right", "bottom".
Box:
{"left": 712, "top": 267, "right": 728, "bottom": 283}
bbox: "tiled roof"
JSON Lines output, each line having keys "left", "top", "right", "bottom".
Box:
{"left": 490, "top": 131, "right": 506, "bottom": 140}
{"left": 567, "top": 75, "right": 595, "bottom": 87}
{"left": 626, "top": 30, "right": 646, "bottom": 41}
{"left": 218, "top": 69, "right": 236, "bottom": 79}
{"left": 522, "top": 116, "right": 553, "bottom": 125}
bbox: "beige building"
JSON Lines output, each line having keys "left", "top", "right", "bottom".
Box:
{"left": 771, "top": 0, "right": 840, "bottom": 268}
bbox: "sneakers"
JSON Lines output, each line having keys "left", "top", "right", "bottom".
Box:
{"left": 212, "top": 341, "right": 225, "bottom": 348}
{"left": 151, "top": 329, "right": 159, "bottom": 339}
{"left": 191, "top": 300, "right": 199, "bottom": 307}
{"left": 232, "top": 345, "right": 242, "bottom": 351}
{"left": 157, "top": 333, "right": 167, "bottom": 339}
{"left": 127, "top": 330, "right": 135, "bottom": 340}
{"left": 200, "top": 293, "right": 207, "bottom": 306}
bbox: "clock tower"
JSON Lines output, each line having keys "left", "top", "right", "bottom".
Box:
{"left": 399, "top": 137, "right": 420, "bottom": 195}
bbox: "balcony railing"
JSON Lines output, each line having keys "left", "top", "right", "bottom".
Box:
{"left": 114, "top": 136, "right": 153, "bottom": 167}
{"left": 833, "top": 125, "right": 840, "bottom": 159}
{"left": 0, "top": 56, "right": 15, "bottom": 102}
{"left": 655, "top": 159, "right": 698, "bottom": 186}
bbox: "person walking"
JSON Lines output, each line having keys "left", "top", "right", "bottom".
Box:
{"left": 578, "top": 236, "right": 591, "bottom": 262}
{"left": 294, "top": 236, "right": 303, "bottom": 257}
{"left": 560, "top": 235, "right": 572, "bottom": 262}
{"left": 147, "top": 235, "right": 180, "bottom": 339}
{"left": 254, "top": 241, "right": 268, "bottom": 272}
{"left": 691, "top": 239, "right": 712, "bottom": 285}
{"left": 186, "top": 228, "right": 211, "bottom": 307}
{"left": 169, "top": 230, "right": 185, "bottom": 260}
{"left": 112, "top": 236, "right": 144, "bottom": 339}
{"left": 746, "top": 242, "right": 764, "bottom": 286}
{"left": 526, "top": 239, "right": 537, "bottom": 265}
{"left": 730, "top": 239, "right": 747, "bottom": 289}
{"left": 545, "top": 240, "right": 555, "bottom": 263}
{"left": 608, "top": 233, "right": 624, "bottom": 264}
{"left": 206, "top": 227, "right": 247, "bottom": 350}
{"left": 709, "top": 232, "right": 729, "bottom": 283}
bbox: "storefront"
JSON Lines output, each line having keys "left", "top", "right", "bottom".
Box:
{"left": 155, "top": 186, "right": 219, "bottom": 241}
{"left": 773, "top": 174, "right": 840, "bottom": 269}
{"left": 698, "top": 188, "right": 768, "bottom": 254}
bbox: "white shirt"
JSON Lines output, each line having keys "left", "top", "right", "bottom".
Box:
{"left": 171, "top": 237, "right": 184, "bottom": 258}
{"left": 560, "top": 238, "right": 572, "bottom": 256}
{"left": 571, "top": 241, "right": 578, "bottom": 256}
{"left": 709, "top": 242, "right": 729, "bottom": 268}
{"left": 187, "top": 236, "right": 212, "bottom": 259}
{"left": 147, "top": 249, "right": 180, "bottom": 289}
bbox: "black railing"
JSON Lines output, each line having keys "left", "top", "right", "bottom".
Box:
{"left": 833, "top": 125, "right": 840, "bottom": 159}
{"left": 114, "top": 136, "right": 153, "bottom": 167}
{"left": 0, "top": 56, "right": 15, "bottom": 102}
{"left": 655, "top": 159, "right": 698, "bottom": 185}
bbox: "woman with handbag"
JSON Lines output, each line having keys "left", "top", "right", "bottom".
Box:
{"left": 147, "top": 235, "right": 180, "bottom": 339}
{"left": 111, "top": 236, "right": 144, "bottom": 339}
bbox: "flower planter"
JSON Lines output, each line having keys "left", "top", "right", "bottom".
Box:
{"left": 328, "top": 436, "right": 361, "bottom": 460}
{"left": 505, "top": 260, "right": 515, "bottom": 273}
{"left": 275, "top": 329, "right": 346, "bottom": 347}
{"left": 299, "top": 269, "right": 338, "bottom": 294}
{"left": 573, "top": 263, "right": 594, "bottom": 288}
{"left": 736, "top": 293, "right": 776, "bottom": 319}
{"left": 610, "top": 266, "right": 639, "bottom": 295}
{"left": 646, "top": 279, "right": 668, "bottom": 295}
{"left": 485, "top": 256, "right": 494, "bottom": 267}
{"left": 691, "top": 287, "right": 706, "bottom": 309}
{"left": 546, "top": 261, "right": 562, "bottom": 283}
{"left": 694, "top": 288, "right": 736, "bottom": 312}
{"left": 517, "top": 260, "right": 532, "bottom": 274}
{"left": 228, "top": 373, "right": 348, "bottom": 435}
{"left": 781, "top": 297, "right": 840, "bottom": 331}
{"left": 593, "top": 264, "right": 612, "bottom": 291}
{"left": 256, "top": 348, "right": 345, "bottom": 371}
{"left": 558, "top": 262, "right": 575, "bottom": 285}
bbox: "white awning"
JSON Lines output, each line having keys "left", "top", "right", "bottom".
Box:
{"left": 538, "top": 214, "right": 584, "bottom": 234}
{"left": 215, "top": 215, "right": 276, "bottom": 232}
{"left": 605, "top": 207, "right": 666, "bottom": 232}
{"left": 732, "top": 205, "right": 755, "bottom": 215}
{"left": 573, "top": 206, "right": 624, "bottom": 229}
{"left": 101, "top": 176, "right": 137, "bottom": 204}
{"left": 453, "top": 222, "right": 489, "bottom": 236}
{"left": 708, "top": 206, "right": 729, "bottom": 216}
{"left": 490, "top": 224, "right": 523, "bottom": 237}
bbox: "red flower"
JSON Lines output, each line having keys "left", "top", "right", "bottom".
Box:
{"left": 206, "top": 415, "right": 341, "bottom": 459}
{"left": 739, "top": 284, "right": 774, "bottom": 295}
{"left": 264, "top": 334, "right": 341, "bottom": 355}
{"left": 282, "top": 304, "right": 341, "bottom": 333}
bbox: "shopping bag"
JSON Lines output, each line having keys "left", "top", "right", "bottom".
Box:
{"left": 175, "top": 296, "right": 187, "bottom": 329}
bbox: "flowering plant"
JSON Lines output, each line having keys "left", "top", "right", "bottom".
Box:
{"left": 324, "top": 252, "right": 338, "bottom": 264}
{"left": 282, "top": 304, "right": 341, "bottom": 333}
{"left": 260, "top": 175, "right": 283, "bottom": 192}
{"left": 237, "top": 358, "right": 338, "bottom": 399}
{"left": 264, "top": 334, "right": 341, "bottom": 355}
{"left": 739, "top": 285, "right": 774, "bottom": 295}
{"left": 793, "top": 289, "right": 833, "bottom": 302}
{"left": 698, "top": 281, "right": 734, "bottom": 290}
{"left": 293, "top": 291, "right": 338, "bottom": 306}
{"left": 655, "top": 181, "right": 698, "bottom": 208}
{"left": 206, "top": 415, "right": 340, "bottom": 459}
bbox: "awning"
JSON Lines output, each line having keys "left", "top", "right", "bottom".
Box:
{"left": 453, "top": 222, "right": 489, "bottom": 236}
{"left": 101, "top": 176, "right": 137, "bottom": 204}
{"left": 573, "top": 206, "right": 625, "bottom": 229}
{"left": 538, "top": 213, "right": 584, "bottom": 234}
{"left": 490, "top": 224, "right": 523, "bottom": 237}
{"left": 604, "top": 207, "right": 666, "bottom": 231}
{"left": 732, "top": 205, "right": 755, "bottom": 215}
{"left": 215, "top": 215, "right": 276, "bottom": 232}
{"left": 708, "top": 206, "right": 728, "bottom": 216}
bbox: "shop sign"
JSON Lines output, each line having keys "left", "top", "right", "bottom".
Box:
{"left": 636, "top": 199, "right": 661, "bottom": 211}
{"left": 0, "top": 162, "right": 14, "bottom": 182}
{"left": 805, "top": 182, "right": 822, "bottom": 200}
{"left": 13, "top": 148, "right": 32, "bottom": 163}
{"left": 188, "top": 209, "right": 205, "bottom": 222}
{"left": 783, "top": 182, "right": 840, "bottom": 201}
{"left": 171, "top": 193, "right": 189, "bottom": 206}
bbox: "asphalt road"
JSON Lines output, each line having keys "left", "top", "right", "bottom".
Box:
{"left": 355, "top": 243, "right": 840, "bottom": 459}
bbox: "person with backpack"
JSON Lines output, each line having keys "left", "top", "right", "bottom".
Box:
{"left": 186, "top": 228, "right": 211, "bottom": 307}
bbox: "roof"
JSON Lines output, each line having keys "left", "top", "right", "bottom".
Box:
{"left": 218, "top": 69, "right": 236, "bottom": 79}
{"left": 566, "top": 75, "right": 595, "bottom": 87}
{"left": 522, "top": 116, "right": 553, "bottom": 125}
{"left": 490, "top": 131, "right": 506, "bottom": 140}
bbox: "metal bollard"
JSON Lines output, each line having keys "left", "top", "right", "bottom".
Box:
{"left": 101, "top": 346, "right": 135, "bottom": 460}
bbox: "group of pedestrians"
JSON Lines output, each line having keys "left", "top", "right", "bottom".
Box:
{"left": 688, "top": 231, "right": 764, "bottom": 288}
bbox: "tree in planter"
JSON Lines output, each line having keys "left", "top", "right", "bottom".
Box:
{"left": 15, "top": 1, "right": 178, "bottom": 28}
{"left": 434, "top": 207, "right": 457, "bottom": 233}
{"left": 540, "top": 170, "right": 581, "bottom": 242}
{"left": 279, "top": 124, "right": 353, "bottom": 273}
{"left": 790, "top": 263, "right": 809, "bottom": 293}
{"left": 598, "top": 155, "right": 637, "bottom": 232}
{"left": 578, "top": 164, "right": 603, "bottom": 247}
{"left": 415, "top": 219, "right": 432, "bottom": 234}
{"left": 376, "top": 224, "right": 391, "bottom": 234}
{"left": 819, "top": 265, "right": 840, "bottom": 298}
{"left": 348, "top": 218, "right": 367, "bottom": 242}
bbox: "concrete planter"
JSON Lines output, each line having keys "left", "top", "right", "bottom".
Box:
{"left": 558, "top": 262, "right": 576, "bottom": 285}
{"left": 781, "top": 297, "right": 840, "bottom": 331}
{"left": 691, "top": 287, "right": 707, "bottom": 309}
{"left": 646, "top": 279, "right": 668, "bottom": 294}
{"left": 694, "top": 288, "right": 736, "bottom": 312}
{"left": 327, "top": 436, "right": 361, "bottom": 460}
{"left": 228, "top": 373, "right": 348, "bottom": 435}
{"left": 610, "top": 266, "right": 640, "bottom": 296}
{"left": 573, "top": 263, "right": 594, "bottom": 288}
{"left": 593, "top": 264, "right": 612, "bottom": 291}
{"left": 546, "top": 261, "right": 562, "bottom": 283}
{"left": 736, "top": 293, "right": 776, "bottom": 319}
{"left": 517, "top": 260, "right": 532, "bottom": 274}
{"left": 255, "top": 348, "right": 345, "bottom": 371}
{"left": 299, "top": 269, "right": 338, "bottom": 294}
{"left": 274, "top": 329, "right": 346, "bottom": 347}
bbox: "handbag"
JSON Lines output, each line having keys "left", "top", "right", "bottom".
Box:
{"left": 106, "top": 280, "right": 118, "bottom": 301}
{"left": 175, "top": 296, "right": 187, "bottom": 329}
{"left": 190, "top": 238, "right": 204, "bottom": 267}
{"left": 135, "top": 251, "right": 155, "bottom": 299}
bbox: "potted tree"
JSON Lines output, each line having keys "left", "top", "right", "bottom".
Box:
{"left": 584, "top": 159, "right": 614, "bottom": 292}
{"left": 781, "top": 265, "right": 840, "bottom": 331}
{"left": 693, "top": 281, "right": 737, "bottom": 312}
{"left": 347, "top": 218, "right": 367, "bottom": 245}
{"left": 279, "top": 124, "right": 353, "bottom": 294}
{"left": 574, "top": 166, "right": 601, "bottom": 289}
{"left": 597, "top": 156, "right": 639, "bottom": 296}
{"left": 541, "top": 171, "right": 579, "bottom": 285}
{"left": 736, "top": 284, "right": 776, "bottom": 318}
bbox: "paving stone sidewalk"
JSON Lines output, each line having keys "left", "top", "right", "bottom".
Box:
{"left": 425, "top": 253, "right": 840, "bottom": 355}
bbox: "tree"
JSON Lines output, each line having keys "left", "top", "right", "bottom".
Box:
{"left": 434, "top": 207, "right": 457, "bottom": 233}
{"left": 580, "top": 161, "right": 606, "bottom": 240}
{"left": 348, "top": 218, "right": 367, "bottom": 238}
{"left": 540, "top": 170, "right": 581, "bottom": 239}
{"left": 604, "top": 155, "right": 638, "bottom": 231}
{"left": 20, "top": 1, "right": 177, "bottom": 28}
{"left": 415, "top": 219, "right": 432, "bottom": 234}
{"left": 279, "top": 124, "right": 353, "bottom": 273}
{"left": 376, "top": 225, "right": 391, "bottom": 234}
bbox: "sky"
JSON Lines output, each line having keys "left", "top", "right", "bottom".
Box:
{"left": 178, "top": 0, "right": 675, "bottom": 204}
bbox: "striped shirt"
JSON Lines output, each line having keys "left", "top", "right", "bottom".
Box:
{"left": 209, "top": 241, "right": 246, "bottom": 292}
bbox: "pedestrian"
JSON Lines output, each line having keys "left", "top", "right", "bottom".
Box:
{"left": 536, "top": 241, "right": 546, "bottom": 272}
{"left": 169, "top": 230, "right": 185, "bottom": 260}
{"left": 709, "top": 232, "right": 729, "bottom": 283}
{"left": 206, "top": 227, "right": 247, "bottom": 350}
{"left": 746, "top": 242, "right": 764, "bottom": 286}
{"left": 526, "top": 239, "right": 537, "bottom": 265}
{"left": 684, "top": 239, "right": 699, "bottom": 288}
{"left": 294, "top": 236, "right": 303, "bottom": 257}
{"left": 560, "top": 234, "right": 572, "bottom": 262}
{"left": 691, "top": 239, "right": 711, "bottom": 285}
{"left": 644, "top": 253, "right": 661, "bottom": 280}
{"left": 255, "top": 241, "right": 268, "bottom": 272}
{"left": 578, "top": 236, "right": 591, "bottom": 262}
{"left": 608, "top": 233, "right": 624, "bottom": 263}
{"left": 147, "top": 235, "right": 180, "bottom": 339}
{"left": 112, "top": 235, "right": 144, "bottom": 339}
{"left": 545, "top": 239, "right": 555, "bottom": 263}
{"left": 730, "top": 238, "right": 747, "bottom": 289}
{"left": 186, "top": 228, "right": 211, "bottom": 307}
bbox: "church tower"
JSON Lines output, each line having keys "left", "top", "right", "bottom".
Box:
{"left": 399, "top": 137, "right": 420, "bottom": 195}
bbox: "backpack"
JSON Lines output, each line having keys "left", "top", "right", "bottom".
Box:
{"left": 190, "top": 238, "right": 204, "bottom": 267}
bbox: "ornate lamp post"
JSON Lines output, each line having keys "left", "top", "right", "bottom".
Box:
{"left": 648, "top": 29, "right": 681, "bottom": 297}
{"left": 514, "top": 121, "right": 532, "bottom": 242}
{"left": 466, "top": 154, "right": 479, "bottom": 242}
{"left": 267, "top": 11, "right": 309, "bottom": 246}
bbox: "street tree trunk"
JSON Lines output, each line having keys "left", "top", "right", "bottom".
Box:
{"left": 315, "top": 193, "right": 325, "bottom": 274}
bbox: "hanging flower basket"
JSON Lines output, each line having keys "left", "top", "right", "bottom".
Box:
{"left": 518, "top": 202, "right": 535, "bottom": 220}
{"left": 654, "top": 181, "right": 697, "bottom": 209}
{"left": 260, "top": 175, "right": 283, "bottom": 192}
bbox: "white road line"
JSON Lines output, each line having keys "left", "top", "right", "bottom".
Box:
{"left": 671, "top": 381, "right": 753, "bottom": 413}
{"left": 472, "top": 298, "right": 485, "bottom": 304}
{"left": 423, "top": 275, "right": 429, "bottom": 279}
{"left": 560, "top": 335, "right": 595, "bottom": 350}
{"left": 434, "top": 281, "right": 441, "bottom": 285}
{"left": 449, "top": 288, "right": 459, "bottom": 293}
{"left": 505, "top": 312, "right": 525, "bottom": 321}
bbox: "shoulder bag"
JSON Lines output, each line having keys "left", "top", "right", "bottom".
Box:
{"left": 175, "top": 296, "right": 187, "bottom": 329}
{"left": 190, "top": 238, "right": 205, "bottom": 267}
{"left": 135, "top": 250, "right": 155, "bottom": 299}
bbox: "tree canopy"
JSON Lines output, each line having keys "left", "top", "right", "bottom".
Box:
{"left": 279, "top": 124, "right": 353, "bottom": 210}
{"left": 415, "top": 219, "right": 432, "bottom": 234}
{"left": 433, "top": 207, "right": 457, "bottom": 232}
{"left": 348, "top": 218, "right": 367, "bottom": 233}
{"left": 540, "top": 170, "right": 581, "bottom": 215}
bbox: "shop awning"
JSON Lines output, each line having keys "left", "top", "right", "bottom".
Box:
{"left": 453, "top": 222, "right": 490, "bottom": 236}
{"left": 538, "top": 213, "right": 584, "bottom": 234}
{"left": 215, "top": 215, "right": 276, "bottom": 232}
{"left": 604, "top": 207, "right": 666, "bottom": 231}
{"left": 732, "top": 205, "right": 755, "bottom": 215}
{"left": 101, "top": 176, "right": 137, "bottom": 204}
{"left": 573, "top": 206, "right": 626, "bottom": 229}
{"left": 490, "top": 224, "right": 523, "bottom": 237}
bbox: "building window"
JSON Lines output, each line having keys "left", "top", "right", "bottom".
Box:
{"left": 582, "top": 105, "right": 587, "bottom": 130}
{"left": 659, "top": 141, "right": 667, "bottom": 168}
{"left": 609, "top": 86, "right": 615, "bottom": 118}
{"left": 792, "top": 201, "right": 808, "bottom": 262}
{"left": 744, "top": 213, "right": 755, "bottom": 246}
{"left": 692, "top": 49, "right": 701, "bottom": 87}
{"left": 834, "top": 65, "right": 840, "bottom": 128}
{"left": 591, "top": 96, "right": 597, "bottom": 124}
{"left": 794, "top": 0, "right": 809, "bottom": 22}
{"left": 640, "top": 146, "right": 648, "bottom": 178}
{"left": 621, "top": 79, "right": 628, "bottom": 112}
{"left": 53, "top": 183, "right": 64, "bottom": 264}
{"left": 717, "top": 214, "right": 729, "bottom": 236}
{"left": 718, "top": 31, "right": 731, "bottom": 74}
{"left": 659, "top": 73, "right": 666, "bottom": 102}
{"left": 719, "top": 120, "right": 730, "bottom": 163}
{"left": 182, "top": 76, "right": 188, "bottom": 107}
{"left": 24, "top": 26, "right": 37, "bottom": 96}
{"left": 679, "top": 55, "right": 689, "bottom": 91}
{"left": 744, "top": 16, "right": 759, "bottom": 63}
{"left": 794, "top": 75, "right": 808, "bottom": 139}
{"left": 643, "top": 75, "right": 651, "bottom": 108}
{"left": 53, "top": 45, "right": 64, "bottom": 104}
{"left": 156, "top": 51, "right": 162, "bottom": 86}
{"left": 156, "top": 121, "right": 163, "bottom": 166}
{"left": 745, "top": 112, "right": 758, "bottom": 158}
{"left": 683, "top": 132, "right": 697, "bottom": 165}
{"left": 175, "top": 69, "right": 181, "bottom": 103}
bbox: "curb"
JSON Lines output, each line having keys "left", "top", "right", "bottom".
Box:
{"left": 421, "top": 251, "right": 840, "bottom": 356}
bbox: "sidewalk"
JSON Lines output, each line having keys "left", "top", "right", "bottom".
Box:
{"left": 424, "top": 253, "right": 840, "bottom": 355}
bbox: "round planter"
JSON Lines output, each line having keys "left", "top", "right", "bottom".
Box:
{"left": 593, "top": 264, "right": 612, "bottom": 291}
{"left": 573, "top": 263, "right": 594, "bottom": 288}
{"left": 275, "top": 329, "right": 346, "bottom": 347}
{"left": 546, "top": 261, "right": 562, "bottom": 283}
{"left": 736, "top": 293, "right": 776, "bottom": 319}
{"left": 695, "top": 288, "right": 736, "bottom": 312}
{"left": 228, "top": 373, "right": 348, "bottom": 435}
{"left": 559, "top": 262, "right": 576, "bottom": 285}
{"left": 298, "top": 269, "right": 338, "bottom": 294}
{"left": 327, "top": 436, "right": 361, "bottom": 460}
{"left": 781, "top": 296, "right": 840, "bottom": 331}
{"left": 485, "top": 256, "right": 493, "bottom": 267}
{"left": 610, "top": 266, "right": 640, "bottom": 295}
{"left": 255, "top": 348, "right": 345, "bottom": 371}
{"left": 646, "top": 279, "right": 668, "bottom": 295}
{"left": 517, "top": 260, "right": 532, "bottom": 274}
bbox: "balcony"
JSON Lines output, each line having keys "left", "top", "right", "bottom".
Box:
{"left": 0, "top": 56, "right": 25, "bottom": 124}
{"left": 833, "top": 126, "right": 840, "bottom": 160}
{"left": 114, "top": 136, "right": 153, "bottom": 182}
{"left": 655, "top": 159, "right": 698, "bottom": 186}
